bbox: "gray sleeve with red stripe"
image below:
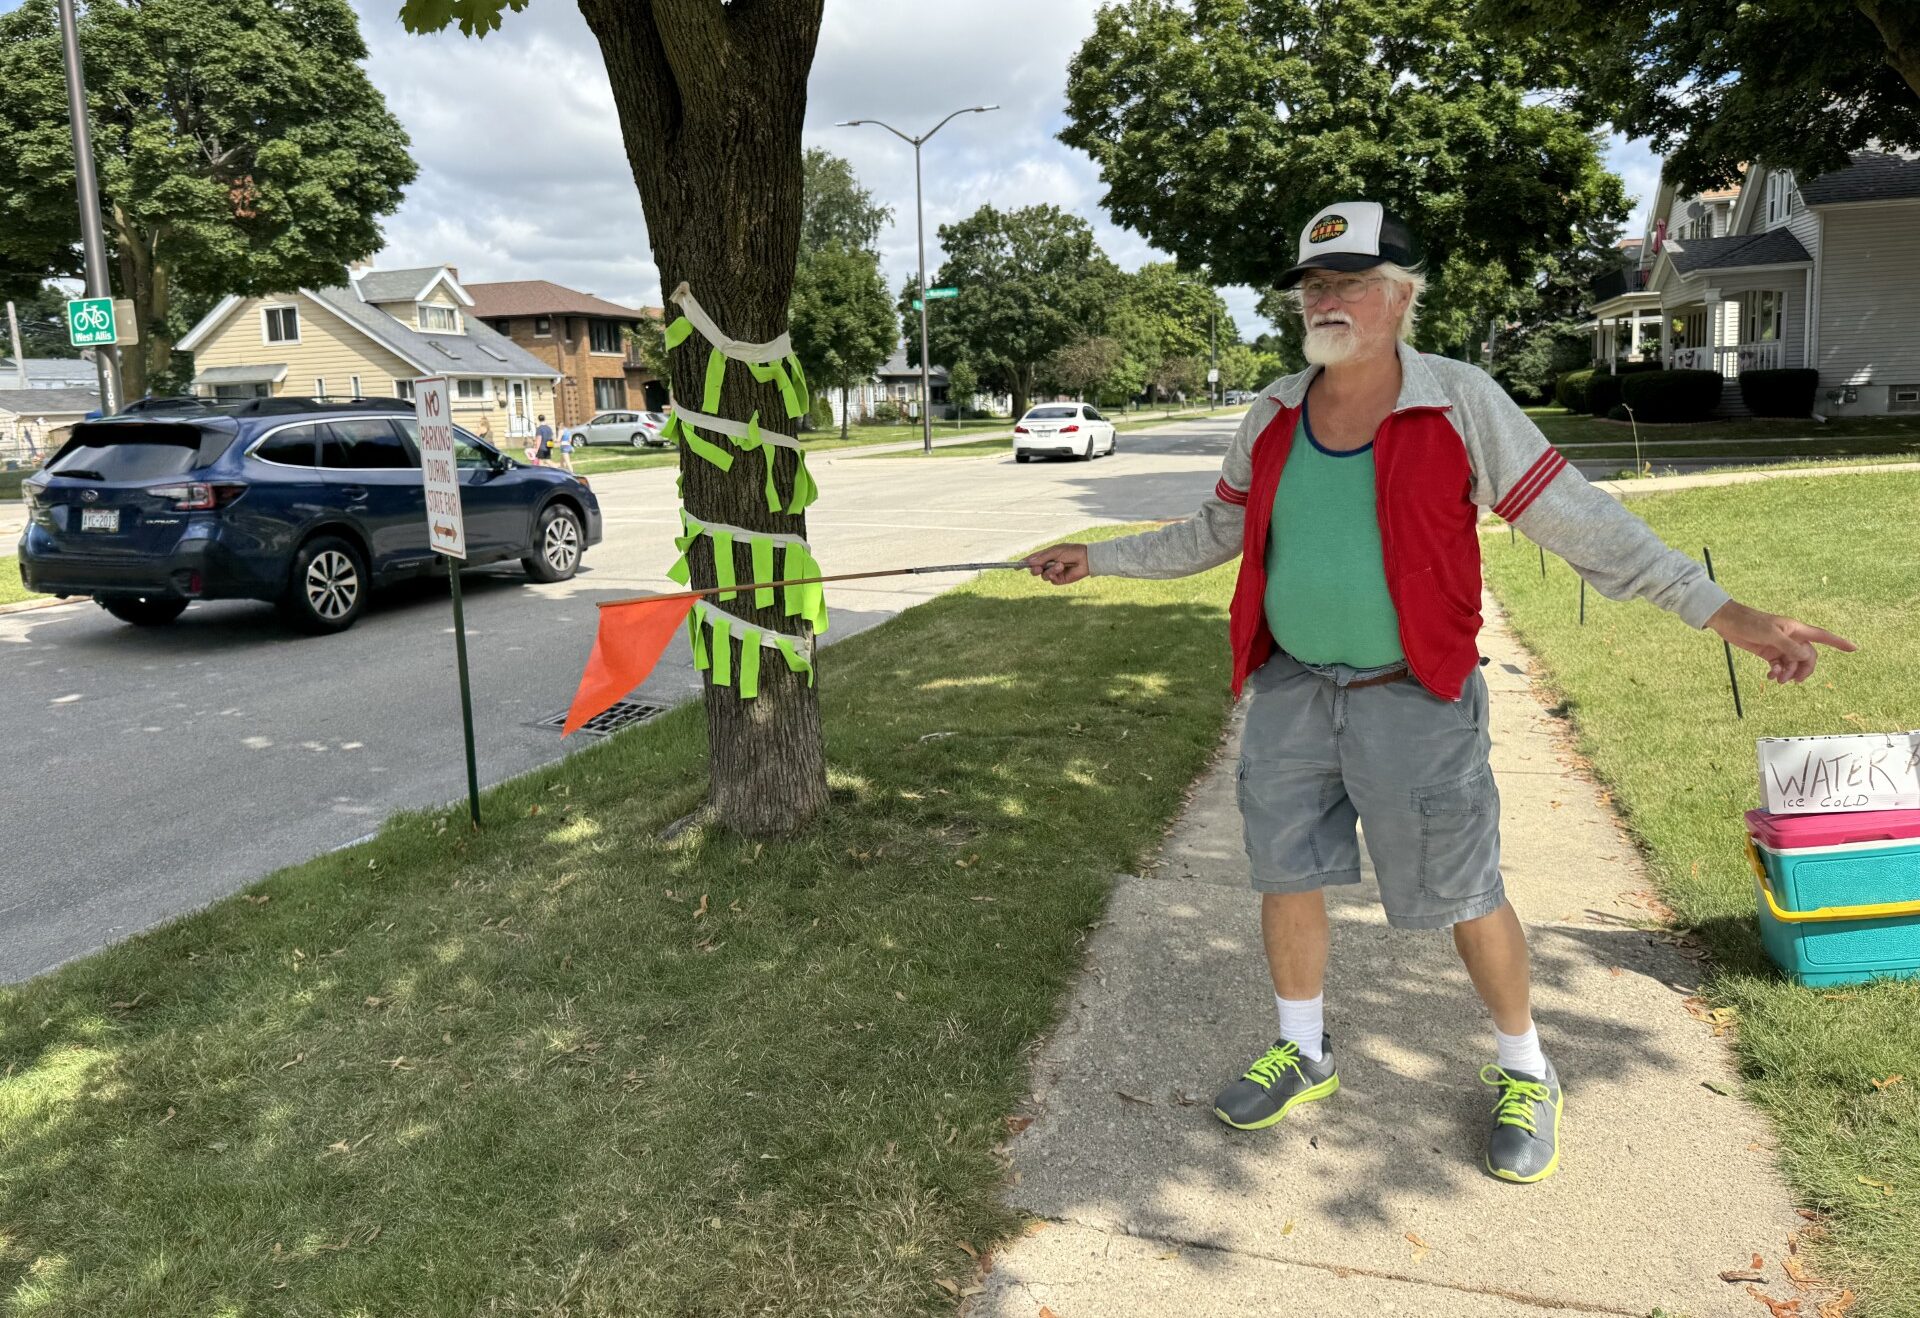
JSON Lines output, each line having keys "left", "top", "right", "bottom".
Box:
{"left": 1084, "top": 396, "right": 1265, "bottom": 580}
{"left": 1444, "top": 362, "right": 1731, "bottom": 628}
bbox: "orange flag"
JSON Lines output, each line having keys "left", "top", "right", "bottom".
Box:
{"left": 562, "top": 595, "right": 698, "bottom": 736}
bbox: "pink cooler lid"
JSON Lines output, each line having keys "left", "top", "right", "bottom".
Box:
{"left": 1745, "top": 807, "right": 1920, "bottom": 851}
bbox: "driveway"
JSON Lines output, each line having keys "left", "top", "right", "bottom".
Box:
{"left": 1, "top": 417, "right": 1235, "bottom": 982}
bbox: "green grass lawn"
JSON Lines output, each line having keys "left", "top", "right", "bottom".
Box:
{"left": 1523, "top": 406, "right": 1920, "bottom": 451}
{"left": 0, "top": 555, "right": 42, "bottom": 607}
{"left": 0, "top": 528, "right": 1236, "bottom": 1315}
{"left": 1486, "top": 472, "right": 1920, "bottom": 1315}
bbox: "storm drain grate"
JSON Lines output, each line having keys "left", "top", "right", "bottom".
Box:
{"left": 535, "top": 699, "right": 668, "bottom": 738}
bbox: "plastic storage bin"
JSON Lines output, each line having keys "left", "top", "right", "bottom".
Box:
{"left": 1744, "top": 809, "right": 1920, "bottom": 986}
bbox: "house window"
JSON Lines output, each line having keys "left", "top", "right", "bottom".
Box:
{"left": 533, "top": 315, "right": 552, "bottom": 337}
{"left": 593, "top": 378, "right": 626, "bottom": 410}
{"left": 263, "top": 305, "right": 300, "bottom": 343}
{"left": 393, "top": 379, "right": 415, "bottom": 401}
{"left": 419, "top": 303, "right": 461, "bottom": 332}
{"left": 1743, "top": 290, "right": 1783, "bottom": 343}
{"left": 588, "top": 320, "right": 622, "bottom": 354}
{"left": 455, "top": 378, "right": 489, "bottom": 401}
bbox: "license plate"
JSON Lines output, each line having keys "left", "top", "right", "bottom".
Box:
{"left": 80, "top": 508, "right": 119, "bottom": 532}
{"left": 1031, "top": 427, "right": 1055, "bottom": 436}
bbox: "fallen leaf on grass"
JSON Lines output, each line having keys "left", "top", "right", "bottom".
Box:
{"left": 955, "top": 1240, "right": 978, "bottom": 1260}
{"left": 1818, "top": 1289, "right": 1856, "bottom": 1318}
{"left": 961, "top": 1284, "right": 985, "bottom": 1297}
{"left": 110, "top": 992, "right": 147, "bottom": 1011}
{"left": 244, "top": 893, "right": 270, "bottom": 904}
{"left": 1855, "top": 1176, "right": 1894, "bottom": 1197}
{"left": 156, "top": 1106, "right": 176, "bottom": 1127}
{"left": 1005, "top": 1115, "right": 1033, "bottom": 1134}
{"left": 1869, "top": 1075, "right": 1903, "bottom": 1091}
{"left": 692, "top": 893, "right": 708, "bottom": 920}
{"left": 1782, "top": 1254, "right": 1814, "bottom": 1287}
{"left": 935, "top": 1277, "right": 961, "bottom": 1296}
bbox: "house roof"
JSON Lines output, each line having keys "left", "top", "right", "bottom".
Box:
{"left": 0, "top": 357, "right": 98, "bottom": 384}
{"left": 0, "top": 387, "right": 100, "bottom": 415}
{"left": 877, "top": 348, "right": 948, "bottom": 383}
{"left": 195, "top": 363, "right": 288, "bottom": 386}
{"left": 1665, "top": 228, "right": 1811, "bottom": 274}
{"left": 350, "top": 266, "right": 473, "bottom": 306}
{"left": 303, "top": 286, "right": 559, "bottom": 379}
{"left": 1799, "top": 151, "right": 1920, "bottom": 206}
{"left": 464, "top": 280, "right": 659, "bottom": 322}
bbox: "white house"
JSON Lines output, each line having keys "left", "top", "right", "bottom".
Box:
{"left": 1, "top": 356, "right": 100, "bottom": 390}
{"left": 0, "top": 387, "right": 98, "bottom": 466}
{"left": 1590, "top": 151, "right": 1920, "bottom": 417}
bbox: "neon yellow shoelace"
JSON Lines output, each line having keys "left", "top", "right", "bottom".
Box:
{"left": 1243, "top": 1042, "right": 1306, "bottom": 1090}
{"left": 1480, "top": 1064, "right": 1551, "bottom": 1133}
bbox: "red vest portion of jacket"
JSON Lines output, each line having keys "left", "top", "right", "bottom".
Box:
{"left": 1227, "top": 399, "right": 1484, "bottom": 701}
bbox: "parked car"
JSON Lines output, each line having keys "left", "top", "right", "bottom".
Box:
{"left": 1012, "top": 403, "right": 1117, "bottom": 463}
{"left": 565, "top": 410, "right": 669, "bottom": 447}
{"left": 16, "top": 397, "right": 602, "bottom": 634}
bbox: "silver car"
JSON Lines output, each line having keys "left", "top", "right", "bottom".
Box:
{"left": 565, "top": 410, "right": 670, "bottom": 447}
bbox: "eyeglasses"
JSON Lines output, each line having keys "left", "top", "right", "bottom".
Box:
{"left": 1294, "top": 275, "right": 1384, "bottom": 305}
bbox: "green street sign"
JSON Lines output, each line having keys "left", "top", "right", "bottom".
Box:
{"left": 926, "top": 287, "right": 958, "bottom": 299}
{"left": 66, "top": 297, "right": 116, "bottom": 347}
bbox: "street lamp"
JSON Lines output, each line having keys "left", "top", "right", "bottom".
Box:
{"left": 838, "top": 104, "right": 999, "bottom": 456}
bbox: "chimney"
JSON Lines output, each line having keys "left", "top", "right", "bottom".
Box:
{"left": 447, "top": 266, "right": 460, "bottom": 282}
{"left": 348, "top": 258, "right": 373, "bottom": 274}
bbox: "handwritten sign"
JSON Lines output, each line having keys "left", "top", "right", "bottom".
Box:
{"left": 1758, "top": 731, "right": 1920, "bottom": 815}
{"left": 413, "top": 376, "right": 465, "bottom": 559}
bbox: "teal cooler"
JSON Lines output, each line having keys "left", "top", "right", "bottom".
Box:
{"left": 1744, "top": 809, "right": 1920, "bottom": 986}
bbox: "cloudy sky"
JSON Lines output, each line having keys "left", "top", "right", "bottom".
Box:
{"left": 28, "top": 0, "right": 1665, "bottom": 339}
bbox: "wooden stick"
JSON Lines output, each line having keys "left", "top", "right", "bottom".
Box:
{"left": 1703, "top": 545, "right": 1743, "bottom": 720}
{"left": 594, "top": 561, "right": 1027, "bottom": 609}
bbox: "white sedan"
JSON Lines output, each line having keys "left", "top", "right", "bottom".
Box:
{"left": 565, "top": 410, "right": 671, "bottom": 447}
{"left": 1012, "top": 403, "right": 1116, "bottom": 463}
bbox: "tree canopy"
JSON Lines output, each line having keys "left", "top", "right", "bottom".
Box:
{"left": 6, "top": 284, "right": 83, "bottom": 359}
{"left": 905, "top": 204, "right": 1116, "bottom": 420}
{"left": 800, "top": 149, "right": 893, "bottom": 259}
{"left": 1473, "top": 0, "right": 1920, "bottom": 190}
{"left": 0, "top": 0, "right": 416, "bottom": 398}
{"left": 789, "top": 242, "right": 895, "bottom": 437}
{"left": 1060, "top": 0, "right": 1628, "bottom": 353}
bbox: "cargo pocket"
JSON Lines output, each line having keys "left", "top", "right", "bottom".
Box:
{"left": 1413, "top": 766, "right": 1500, "bottom": 901}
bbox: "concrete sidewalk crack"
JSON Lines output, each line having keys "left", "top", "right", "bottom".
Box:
{"left": 1036, "top": 1213, "right": 1645, "bottom": 1316}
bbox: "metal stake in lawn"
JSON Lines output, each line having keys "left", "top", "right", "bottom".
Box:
{"left": 1703, "top": 545, "right": 1743, "bottom": 720}
{"left": 412, "top": 376, "right": 482, "bottom": 827}
{"left": 596, "top": 561, "right": 1029, "bottom": 610}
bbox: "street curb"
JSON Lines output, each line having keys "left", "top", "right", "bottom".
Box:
{"left": 0, "top": 594, "right": 71, "bottom": 616}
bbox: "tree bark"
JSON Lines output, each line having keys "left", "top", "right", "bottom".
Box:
{"left": 107, "top": 204, "right": 171, "bottom": 400}
{"left": 581, "top": 0, "right": 829, "bottom": 836}
{"left": 839, "top": 383, "right": 849, "bottom": 439}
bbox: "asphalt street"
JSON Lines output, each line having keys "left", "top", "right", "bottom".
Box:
{"left": 1, "top": 415, "right": 1236, "bottom": 982}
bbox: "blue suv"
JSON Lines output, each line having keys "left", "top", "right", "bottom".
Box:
{"left": 16, "top": 397, "right": 602, "bottom": 633}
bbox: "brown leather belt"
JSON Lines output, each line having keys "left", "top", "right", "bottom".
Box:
{"left": 1343, "top": 669, "right": 1408, "bottom": 690}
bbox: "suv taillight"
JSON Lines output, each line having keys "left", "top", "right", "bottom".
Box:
{"left": 150, "top": 481, "right": 247, "bottom": 510}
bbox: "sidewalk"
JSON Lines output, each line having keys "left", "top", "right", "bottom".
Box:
{"left": 972, "top": 597, "right": 1806, "bottom": 1318}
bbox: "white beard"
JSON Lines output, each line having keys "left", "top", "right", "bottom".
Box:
{"left": 1303, "top": 321, "right": 1363, "bottom": 366}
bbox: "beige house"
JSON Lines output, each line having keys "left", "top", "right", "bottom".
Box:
{"left": 178, "top": 265, "right": 560, "bottom": 441}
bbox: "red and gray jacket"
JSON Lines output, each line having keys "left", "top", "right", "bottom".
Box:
{"left": 1085, "top": 343, "right": 1730, "bottom": 701}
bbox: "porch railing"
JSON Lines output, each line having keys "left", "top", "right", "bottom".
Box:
{"left": 1671, "top": 342, "right": 1785, "bottom": 376}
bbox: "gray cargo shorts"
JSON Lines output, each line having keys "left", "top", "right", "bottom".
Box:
{"left": 1237, "top": 651, "right": 1507, "bottom": 930}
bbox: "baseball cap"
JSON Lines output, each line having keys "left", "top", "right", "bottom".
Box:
{"left": 1276, "top": 201, "right": 1420, "bottom": 289}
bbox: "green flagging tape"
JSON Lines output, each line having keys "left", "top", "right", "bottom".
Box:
{"left": 675, "top": 415, "right": 734, "bottom": 471}
{"left": 710, "top": 614, "right": 732, "bottom": 687}
{"left": 786, "top": 450, "right": 817, "bottom": 514}
{"left": 781, "top": 543, "right": 807, "bottom": 619}
{"left": 748, "top": 356, "right": 804, "bottom": 420}
{"left": 786, "top": 354, "right": 812, "bottom": 416}
{"left": 703, "top": 347, "right": 728, "bottom": 413}
{"left": 773, "top": 636, "right": 815, "bottom": 687}
{"left": 738, "top": 629, "right": 762, "bottom": 699}
{"left": 664, "top": 316, "right": 694, "bottom": 350}
{"left": 666, "top": 527, "right": 696, "bottom": 586}
{"left": 751, "top": 535, "right": 775, "bottom": 607}
{"left": 711, "top": 529, "right": 738, "bottom": 602}
{"left": 689, "top": 609, "right": 709, "bottom": 671}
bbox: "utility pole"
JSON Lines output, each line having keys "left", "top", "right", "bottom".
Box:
{"left": 839, "top": 105, "right": 999, "bottom": 456}
{"left": 56, "top": 0, "right": 121, "bottom": 415}
{"left": 6, "top": 302, "right": 27, "bottom": 389}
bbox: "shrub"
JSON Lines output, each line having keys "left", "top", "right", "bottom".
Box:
{"left": 1555, "top": 368, "right": 1596, "bottom": 413}
{"left": 1621, "top": 369, "right": 1723, "bottom": 422}
{"left": 865, "top": 399, "right": 902, "bottom": 424}
{"left": 1587, "top": 372, "right": 1625, "bottom": 418}
{"left": 1738, "top": 368, "right": 1818, "bottom": 418}
{"left": 1491, "top": 320, "right": 1590, "bottom": 405}
{"left": 805, "top": 396, "right": 835, "bottom": 432}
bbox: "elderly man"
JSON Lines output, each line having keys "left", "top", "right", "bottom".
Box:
{"left": 1026, "top": 201, "right": 1852, "bottom": 1184}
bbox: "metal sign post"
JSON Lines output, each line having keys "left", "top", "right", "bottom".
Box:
{"left": 415, "top": 376, "right": 482, "bottom": 827}
{"left": 55, "top": 0, "right": 121, "bottom": 415}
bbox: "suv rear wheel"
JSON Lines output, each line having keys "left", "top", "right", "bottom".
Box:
{"left": 101, "top": 596, "right": 189, "bottom": 627}
{"left": 523, "top": 504, "right": 583, "bottom": 582}
{"left": 280, "top": 535, "right": 367, "bottom": 634}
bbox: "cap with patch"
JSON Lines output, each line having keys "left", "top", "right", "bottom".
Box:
{"left": 1276, "top": 201, "right": 1420, "bottom": 289}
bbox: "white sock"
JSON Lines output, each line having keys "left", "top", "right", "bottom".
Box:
{"left": 1276, "top": 994, "right": 1325, "bottom": 1062}
{"left": 1493, "top": 1022, "right": 1547, "bottom": 1077}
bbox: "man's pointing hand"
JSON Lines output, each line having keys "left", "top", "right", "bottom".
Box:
{"left": 1026, "top": 543, "right": 1090, "bottom": 585}
{"left": 1707, "top": 600, "right": 1856, "bottom": 684}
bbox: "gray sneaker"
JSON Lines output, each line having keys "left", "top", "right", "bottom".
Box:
{"left": 1480, "top": 1060, "right": 1563, "bottom": 1183}
{"left": 1213, "top": 1036, "right": 1339, "bottom": 1130}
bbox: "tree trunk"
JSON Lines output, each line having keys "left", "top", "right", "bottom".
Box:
{"left": 839, "top": 383, "right": 849, "bottom": 440}
{"left": 1857, "top": 0, "right": 1920, "bottom": 98}
{"left": 108, "top": 206, "right": 171, "bottom": 401}
{"left": 581, "top": 0, "right": 829, "bottom": 837}
{"left": 1010, "top": 364, "right": 1033, "bottom": 422}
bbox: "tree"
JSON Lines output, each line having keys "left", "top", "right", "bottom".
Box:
{"left": 1111, "top": 263, "right": 1232, "bottom": 401}
{"left": 407, "top": 0, "right": 830, "bottom": 836}
{"left": 1043, "top": 335, "right": 1131, "bottom": 405}
{"left": 801, "top": 148, "right": 892, "bottom": 258}
{"left": 908, "top": 204, "right": 1115, "bottom": 420}
{"left": 946, "top": 358, "right": 979, "bottom": 422}
{"left": 1488, "top": 319, "right": 1589, "bottom": 405}
{"left": 0, "top": 0, "right": 416, "bottom": 400}
{"left": 1059, "top": 0, "right": 1629, "bottom": 353}
{"left": 7, "top": 284, "right": 82, "bottom": 359}
{"left": 789, "top": 243, "right": 895, "bottom": 439}
{"left": 1473, "top": 0, "right": 1920, "bottom": 190}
